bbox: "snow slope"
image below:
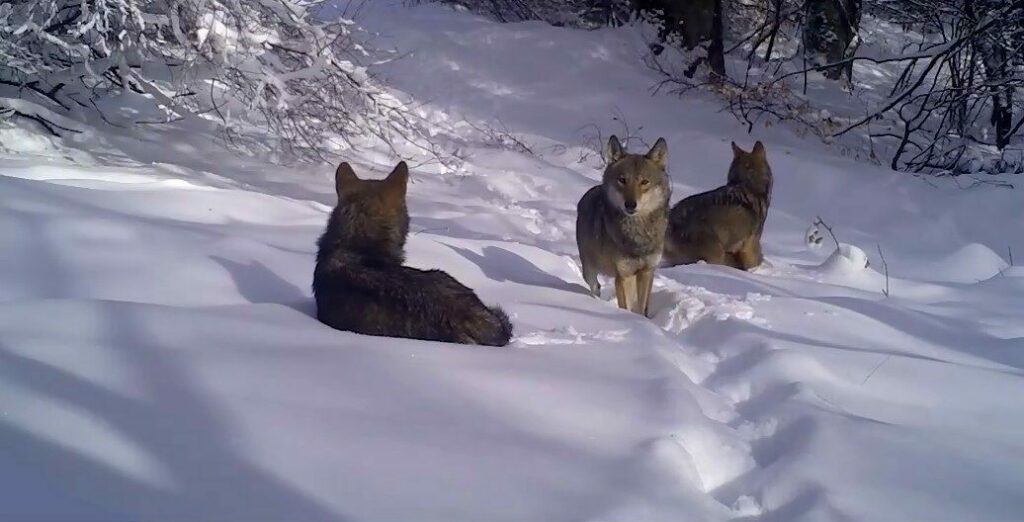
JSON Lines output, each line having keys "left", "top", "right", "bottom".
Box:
{"left": 2, "top": 2, "right": 1024, "bottom": 521}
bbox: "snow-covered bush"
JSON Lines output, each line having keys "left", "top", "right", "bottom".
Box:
{"left": 645, "top": 0, "right": 1024, "bottom": 176}
{"left": 421, "top": 0, "right": 630, "bottom": 28}
{"left": 0, "top": 0, "right": 438, "bottom": 162}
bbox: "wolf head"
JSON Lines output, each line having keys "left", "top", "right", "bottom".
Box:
{"left": 327, "top": 161, "right": 410, "bottom": 263}
{"left": 602, "top": 135, "right": 671, "bottom": 216}
{"left": 727, "top": 141, "right": 773, "bottom": 198}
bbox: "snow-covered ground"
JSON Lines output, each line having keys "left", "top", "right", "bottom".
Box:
{"left": 2, "top": 2, "right": 1024, "bottom": 521}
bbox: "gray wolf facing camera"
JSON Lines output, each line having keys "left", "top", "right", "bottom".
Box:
{"left": 576, "top": 135, "right": 670, "bottom": 316}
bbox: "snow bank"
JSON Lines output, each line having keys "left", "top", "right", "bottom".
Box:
{"left": 2, "top": 2, "right": 1024, "bottom": 521}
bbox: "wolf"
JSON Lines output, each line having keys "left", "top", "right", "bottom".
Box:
{"left": 662, "top": 141, "right": 773, "bottom": 271}
{"left": 576, "top": 135, "right": 671, "bottom": 316}
{"left": 313, "top": 161, "right": 513, "bottom": 346}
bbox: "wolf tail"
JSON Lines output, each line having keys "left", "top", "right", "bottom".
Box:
{"left": 457, "top": 306, "right": 514, "bottom": 347}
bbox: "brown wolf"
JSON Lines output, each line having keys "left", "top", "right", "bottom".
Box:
{"left": 313, "top": 161, "right": 513, "bottom": 346}
{"left": 576, "top": 136, "right": 671, "bottom": 316}
{"left": 663, "top": 141, "right": 773, "bottom": 270}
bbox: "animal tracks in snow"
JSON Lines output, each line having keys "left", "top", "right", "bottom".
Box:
{"left": 650, "top": 279, "right": 771, "bottom": 334}
{"left": 515, "top": 326, "right": 631, "bottom": 346}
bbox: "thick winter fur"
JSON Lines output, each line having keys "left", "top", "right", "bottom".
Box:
{"left": 313, "top": 161, "right": 513, "bottom": 346}
{"left": 663, "top": 141, "right": 773, "bottom": 271}
{"left": 576, "top": 135, "right": 671, "bottom": 316}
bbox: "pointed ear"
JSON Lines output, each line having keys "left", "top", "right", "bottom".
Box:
{"left": 731, "top": 141, "right": 743, "bottom": 157}
{"left": 335, "top": 162, "right": 360, "bottom": 198}
{"left": 645, "top": 137, "right": 668, "bottom": 168}
{"left": 607, "top": 135, "right": 626, "bottom": 163}
{"left": 752, "top": 141, "right": 766, "bottom": 159}
{"left": 382, "top": 160, "right": 409, "bottom": 200}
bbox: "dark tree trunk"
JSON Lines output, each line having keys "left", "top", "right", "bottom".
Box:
{"left": 678, "top": 0, "right": 716, "bottom": 49}
{"left": 804, "top": 0, "right": 861, "bottom": 82}
{"left": 977, "top": 0, "right": 1019, "bottom": 150}
{"left": 707, "top": 0, "right": 725, "bottom": 79}
{"left": 988, "top": 44, "right": 1014, "bottom": 150}
{"left": 633, "top": 0, "right": 714, "bottom": 48}
{"left": 633, "top": 0, "right": 725, "bottom": 78}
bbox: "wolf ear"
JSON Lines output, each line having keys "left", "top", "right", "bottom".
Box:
{"left": 607, "top": 135, "right": 626, "bottom": 163}
{"left": 731, "top": 141, "right": 744, "bottom": 157}
{"left": 335, "top": 162, "right": 360, "bottom": 198}
{"left": 382, "top": 161, "right": 409, "bottom": 201}
{"left": 752, "top": 141, "right": 766, "bottom": 159}
{"left": 646, "top": 137, "right": 668, "bottom": 168}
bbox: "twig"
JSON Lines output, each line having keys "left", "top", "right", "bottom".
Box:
{"left": 89, "top": 99, "right": 125, "bottom": 128}
{"left": 876, "top": 244, "right": 890, "bottom": 297}
{"left": 465, "top": 119, "right": 534, "bottom": 156}
{"left": 610, "top": 105, "right": 649, "bottom": 150}
{"left": 411, "top": 226, "right": 450, "bottom": 236}
{"left": 814, "top": 216, "right": 841, "bottom": 250}
{"left": 861, "top": 354, "right": 892, "bottom": 385}
{"left": 576, "top": 110, "right": 650, "bottom": 167}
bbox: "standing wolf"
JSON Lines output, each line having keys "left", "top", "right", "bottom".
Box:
{"left": 313, "top": 161, "right": 513, "bottom": 346}
{"left": 576, "top": 136, "right": 671, "bottom": 316}
{"left": 663, "top": 141, "right": 773, "bottom": 270}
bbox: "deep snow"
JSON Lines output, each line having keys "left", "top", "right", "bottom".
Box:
{"left": 1, "top": 2, "right": 1024, "bottom": 521}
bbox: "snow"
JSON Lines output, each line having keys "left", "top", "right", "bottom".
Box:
{"left": 2, "top": 2, "right": 1024, "bottom": 521}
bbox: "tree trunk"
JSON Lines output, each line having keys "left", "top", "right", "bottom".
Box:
{"left": 804, "top": 0, "right": 861, "bottom": 82}
{"left": 633, "top": 0, "right": 725, "bottom": 78}
{"left": 707, "top": 0, "right": 725, "bottom": 79}
{"left": 988, "top": 45, "right": 1014, "bottom": 150}
{"left": 679, "top": 0, "right": 716, "bottom": 49}
{"left": 978, "top": 0, "right": 1019, "bottom": 150}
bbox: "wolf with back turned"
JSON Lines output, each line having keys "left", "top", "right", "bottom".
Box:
{"left": 313, "top": 161, "right": 513, "bottom": 346}
{"left": 663, "top": 141, "right": 773, "bottom": 270}
{"left": 576, "top": 135, "right": 670, "bottom": 316}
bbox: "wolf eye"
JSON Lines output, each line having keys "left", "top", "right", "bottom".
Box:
{"left": 618, "top": 177, "right": 626, "bottom": 184}
{"left": 640, "top": 179, "right": 650, "bottom": 186}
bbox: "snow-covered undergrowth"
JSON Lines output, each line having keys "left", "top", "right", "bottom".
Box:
{"left": 2, "top": 2, "right": 1024, "bottom": 521}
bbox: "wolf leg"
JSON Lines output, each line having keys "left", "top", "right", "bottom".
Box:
{"left": 724, "top": 252, "right": 745, "bottom": 269}
{"left": 635, "top": 267, "right": 655, "bottom": 317}
{"left": 623, "top": 274, "right": 638, "bottom": 312}
{"left": 735, "top": 237, "right": 763, "bottom": 270}
{"left": 614, "top": 275, "right": 627, "bottom": 310}
{"left": 614, "top": 274, "right": 637, "bottom": 311}
{"left": 698, "top": 241, "right": 730, "bottom": 267}
{"left": 581, "top": 261, "right": 601, "bottom": 297}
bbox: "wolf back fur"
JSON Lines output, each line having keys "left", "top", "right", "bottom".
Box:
{"left": 663, "top": 141, "right": 773, "bottom": 270}
{"left": 313, "top": 161, "right": 513, "bottom": 346}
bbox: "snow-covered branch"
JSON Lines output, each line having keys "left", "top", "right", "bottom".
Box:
{"left": 0, "top": 0, "right": 453, "bottom": 163}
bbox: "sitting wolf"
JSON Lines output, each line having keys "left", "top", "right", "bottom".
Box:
{"left": 576, "top": 135, "right": 671, "bottom": 316}
{"left": 314, "top": 161, "right": 512, "bottom": 346}
{"left": 663, "top": 141, "right": 773, "bottom": 270}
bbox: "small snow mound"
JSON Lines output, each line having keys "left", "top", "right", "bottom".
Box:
{"left": 819, "top": 244, "right": 869, "bottom": 275}
{"left": 651, "top": 284, "right": 769, "bottom": 334}
{"left": 0, "top": 124, "right": 62, "bottom": 156}
{"left": 731, "top": 495, "right": 763, "bottom": 517}
{"left": 671, "top": 425, "right": 756, "bottom": 492}
{"left": 917, "top": 242, "right": 1009, "bottom": 283}
{"left": 635, "top": 436, "right": 705, "bottom": 492}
